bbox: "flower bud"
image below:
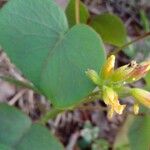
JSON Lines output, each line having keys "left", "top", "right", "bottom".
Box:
{"left": 128, "top": 61, "right": 150, "bottom": 82}
{"left": 101, "top": 55, "right": 115, "bottom": 79}
{"left": 86, "top": 69, "right": 100, "bottom": 85}
{"left": 130, "top": 88, "right": 150, "bottom": 108}
{"left": 111, "top": 64, "right": 133, "bottom": 82}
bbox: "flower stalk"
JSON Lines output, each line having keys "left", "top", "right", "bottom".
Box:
{"left": 75, "top": 0, "right": 80, "bottom": 24}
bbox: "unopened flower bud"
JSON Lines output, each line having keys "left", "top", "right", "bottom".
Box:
{"left": 111, "top": 64, "right": 133, "bottom": 82}
{"left": 128, "top": 61, "right": 150, "bottom": 82}
{"left": 101, "top": 55, "right": 115, "bottom": 79}
{"left": 130, "top": 88, "right": 150, "bottom": 108}
{"left": 86, "top": 69, "right": 100, "bottom": 85}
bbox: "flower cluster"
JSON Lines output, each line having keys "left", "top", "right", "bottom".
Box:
{"left": 86, "top": 55, "right": 150, "bottom": 118}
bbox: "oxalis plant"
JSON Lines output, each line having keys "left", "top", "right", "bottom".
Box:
{"left": 0, "top": 0, "right": 150, "bottom": 150}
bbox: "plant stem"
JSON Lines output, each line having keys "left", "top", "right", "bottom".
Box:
{"left": 39, "top": 108, "right": 63, "bottom": 125}
{"left": 38, "top": 91, "right": 101, "bottom": 125}
{"left": 78, "top": 105, "right": 107, "bottom": 111}
{"left": 110, "top": 32, "right": 150, "bottom": 56}
{"left": 75, "top": 0, "right": 80, "bottom": 24}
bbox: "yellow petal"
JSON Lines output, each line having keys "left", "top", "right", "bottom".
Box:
{"left": 101, "top": 55, "right": 115, "bottom": 79}
{"left": 115, "top": 104, "right": 126, "bottom": 115}
{"left": 133, "top": 103, "right": 139, "bottom": 115}
{"left": 103, "top": 86, "right": 125, "bottom": 116}
{"left": 107, "top": 107, "right": 114, "bottom": 119}
{"left": 131, "top": 88, "right": 150, "bottom": 108}
{"left": 102, "top": 86, "right": 116, "bottom": 105}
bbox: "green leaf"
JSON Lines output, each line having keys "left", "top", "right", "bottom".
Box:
{"left": 0, "top": 0, "right": 106, "bottom": 108}
{"left": 90, "top": 13, "right": 127, "bottom": 47}
{"left": 114, "top": 115, "right": 134, "bottom": 150}
{"left": 0, "top": 143, "right": 13, "bottom": 150}
{"left": 129, "top": 112, "right": 150, "bottom": 150}
{"left": 66, "top": 0, "right": 89, "bottom": 27}
{"left": 0, "top": 103, "right": 64, "bottom": 150}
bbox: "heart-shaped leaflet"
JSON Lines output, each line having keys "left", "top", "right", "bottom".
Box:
{"left": 0, "top": 0, "right": 106, "bottom": 108}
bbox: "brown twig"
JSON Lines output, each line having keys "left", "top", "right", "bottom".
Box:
{"left": 110, "top": 32, "right": 150, "bottom": 56}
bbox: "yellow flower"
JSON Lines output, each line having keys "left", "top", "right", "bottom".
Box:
{"left": 101, "top": 55, "right": 115, "bottom": 79}
{"left": 130, "top": 88, "right": 150, "bottom": 108}
{"left": 86, "top": 69, "right": 100, "bottom": 85}
{"left": 103, "top": 86, "right": 126, "bottom": 118}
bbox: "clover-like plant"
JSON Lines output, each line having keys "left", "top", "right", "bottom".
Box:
{"left": 0, "top": 0, "right": 150, "bottom": 149}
